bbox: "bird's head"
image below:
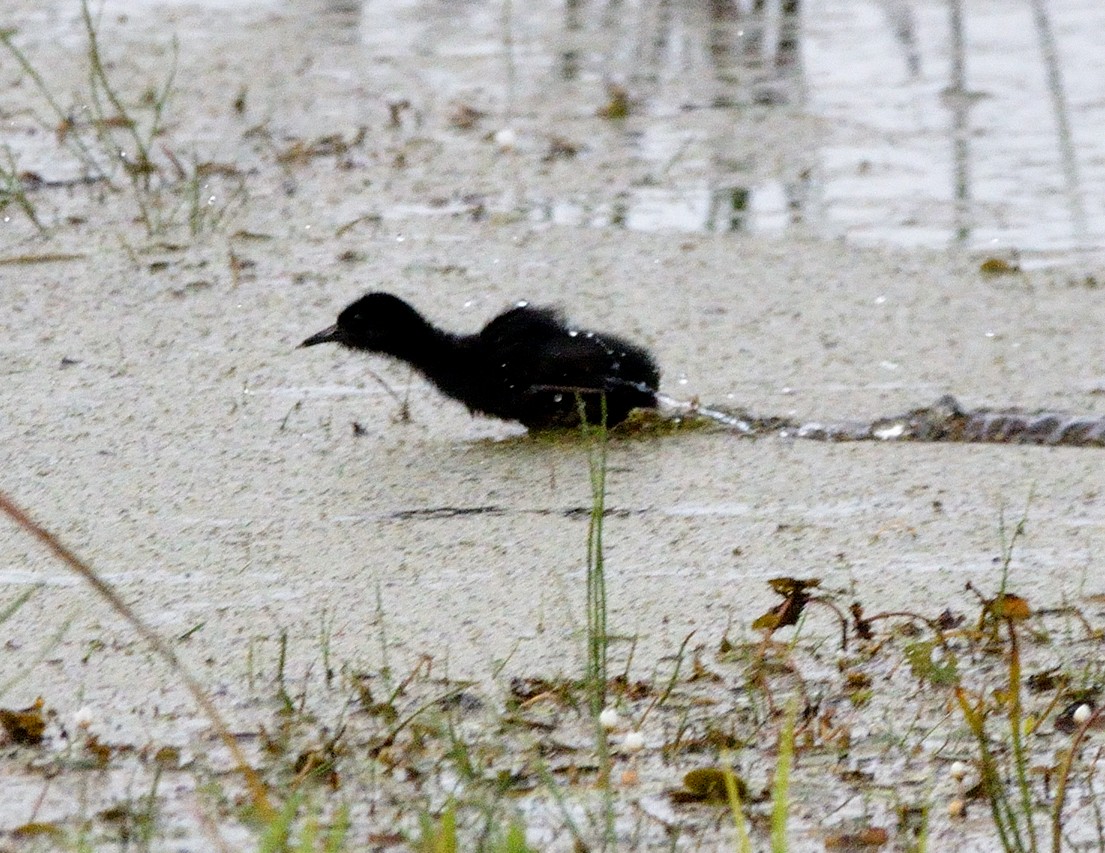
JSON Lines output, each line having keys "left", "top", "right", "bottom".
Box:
{"left": 300, "top": 292, "right": 428, "bottom": 355}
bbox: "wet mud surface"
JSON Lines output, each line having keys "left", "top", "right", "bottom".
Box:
{"left": 2, "top": 0, "right": 1105, "bottom": 850}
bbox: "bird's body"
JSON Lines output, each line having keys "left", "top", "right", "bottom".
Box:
{"left": 300, "top": 292, "right": 660, "bottom": 429}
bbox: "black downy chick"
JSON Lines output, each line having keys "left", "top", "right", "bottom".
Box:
{"left": 300, "top": 292, "right": 660, "bottom": 429}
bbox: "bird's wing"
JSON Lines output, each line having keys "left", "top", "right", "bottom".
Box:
{"left": 529, "top": 335, "right": 658, "bottom": 390}
{"left": 479, "top": 305, "right": 659, "bottom": 393}
{"left": 478, "top": 305, "right": 567, "bottom": 345}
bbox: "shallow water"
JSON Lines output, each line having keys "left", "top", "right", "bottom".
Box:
{"left": 806, "top": 0, "right": 1105, "bottom": 264}
{"left": 5, "top": 0, "right": 1102, "bottom": 265}
{"left": 2, "top": 2, "right": 1104, "bottom": 849}
{"left": 356, "top": 0, "right": 1103, "bottom": 262}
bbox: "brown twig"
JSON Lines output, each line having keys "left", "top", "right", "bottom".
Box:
{"left": 0, "top": 490, "right": 274, "bottom": 819}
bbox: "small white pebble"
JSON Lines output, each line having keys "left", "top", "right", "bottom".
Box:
{"left": 73, "top": 706, "right": 96, "bottom": 730}
{"left": 873, "top": 423, "right": 906, "bottom": 440}
{"left": 949, "top": 760, "right": 969, "bottom": 782}
{"left": 1074, "top": 704, "right": 1092, "bottom": 725}
{"left": 493, "top": 127, "right": 517, "bottom": 150}
{"left": 599, "top": 707, "right": 619, "bottom": 731}
{"left": 623, "top": 730, "right": 645, "bottom": 752}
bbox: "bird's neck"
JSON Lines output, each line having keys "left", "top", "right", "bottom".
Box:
{"left": 391, "top": 326, "right": 475, "bottom": 393}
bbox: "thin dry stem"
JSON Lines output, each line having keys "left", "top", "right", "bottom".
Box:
{"left": 0, "top": 490, "right": 274, "bottom": 820}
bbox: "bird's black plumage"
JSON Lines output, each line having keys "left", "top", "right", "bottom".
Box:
{"left": 300, "top": 292, "right": 660, "bottom": 429}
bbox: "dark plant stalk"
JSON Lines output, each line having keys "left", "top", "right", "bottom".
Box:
{"left": 1006, "top": 620, "right": 1039, "bottom": 853}
{"left": 956, "top": 687, "right": 1021, "bottom": 853}
{"left": 0, "top": 490, "right": 274, "bottom": 820}
{"left": 578, "top": 393, "right": 609, "bottom": 716}
{"left": 1050, "top": 705, "right": 1103, "bottom": 853}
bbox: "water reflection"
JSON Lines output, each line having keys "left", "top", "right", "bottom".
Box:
{"left": 947, "top": 0, "right": 971, "bottom": 243}
{"left": 6, "top": 0, "right": 1101, "bottom": 261}
{"left": 807, "top": 0, "right": 1101, "bottom": 260}
{"left": 353, "top": 0, "right": 1102, "bottom": 260}
{"left": 1029, "top": 0, "right": 1088, "bottom": 242}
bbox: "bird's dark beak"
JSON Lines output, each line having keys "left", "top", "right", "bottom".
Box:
{"left": 299, "top": 324, "right": 344, "bottom": 348}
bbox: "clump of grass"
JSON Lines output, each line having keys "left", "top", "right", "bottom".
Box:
{"left": 415, "top": 800, "right": 534, "bottom": 853}
{"left": 952, "top": 582, "right": 1085, "bottom": 853}
{"left": 770, "top": 699, "right": 797, "bottom": 853}
{"left": 574, "top": 392, "right": 621, "bottom": 849}
{"left": 10, "top": 453, "right": 1105, "bottom": 850}
{"left": 256, "top": 795, "right": 350, "bottom": 853}
{"left": 0, "top": 146, "right": 46, "bottom": 234}
{"left": 1, "top": 0, "right": 245, "bottom": 236}
{"left": 577, "top": 393, "right": 610, "bottom": 716}
{"left": 951, "top": 499, "right": 1048, "bottom": 853}
{"left": 79, "top": 0, "right": 176, "bottom": 212}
